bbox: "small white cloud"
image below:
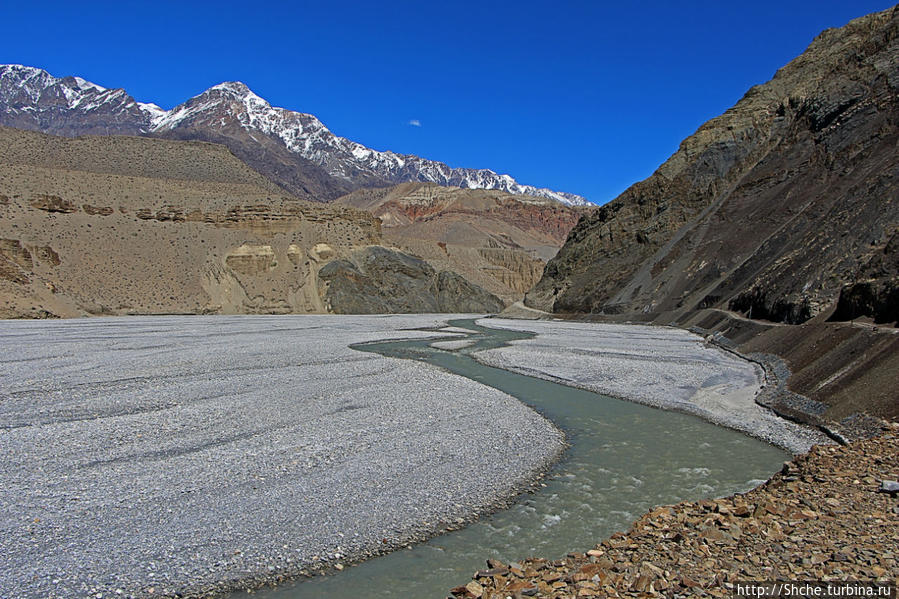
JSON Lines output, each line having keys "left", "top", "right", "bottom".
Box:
{"left": 408, "top": 119, "right": 421, "bottom": 127}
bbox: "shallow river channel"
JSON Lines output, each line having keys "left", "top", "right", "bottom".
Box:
{"left": 255, "top": 319, "right": 787, "bottom": 598}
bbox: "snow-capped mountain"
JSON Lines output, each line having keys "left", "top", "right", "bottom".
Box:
{"left": 0, "top": 65, "right": 588, "bottom": 205}
{"left": 0, "top": 64, "right": 164, "bottom": 136}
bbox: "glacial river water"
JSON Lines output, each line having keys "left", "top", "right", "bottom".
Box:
{"left": 256, "top": 318, "right": 787, "bottom": 598}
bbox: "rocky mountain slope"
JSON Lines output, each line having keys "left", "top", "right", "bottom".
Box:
{"left": 335, "top": 183, "right": 586, "bottom": 303}
{"left": 319, "top": 246, "right": 505, "bottom": 314}
{"left": 0, "top": 65, "right": 587, "bottom": 205}
{"left": 527, "top": 6, "right": 898, "bottom": 326}
{"left": 0, "top": 126, "right": 502, "bottom": 317}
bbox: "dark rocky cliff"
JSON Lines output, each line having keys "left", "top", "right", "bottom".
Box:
{"left": 319, "top": 246, "right": 504, "bottom": 314}
{"left": 527, "top": 7, "right": 899, "bottom": 325}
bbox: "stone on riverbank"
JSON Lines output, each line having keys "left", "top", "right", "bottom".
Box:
{"left": 449, "top": 428, "right": 899, "bottom": 598}
{"left": 474, "top": 318, "right": 829, "bottom": 453}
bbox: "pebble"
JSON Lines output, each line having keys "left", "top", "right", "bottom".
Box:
{"left": 449, "top": 432, "right": 898, "bottom": 598}
{"left": 0, "top": 315, "right": 564, "bottom": 598}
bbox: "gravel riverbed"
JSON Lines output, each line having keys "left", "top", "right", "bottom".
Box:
{"left": 0, "top": 315, "right": 564, "bottom": 599}
{"left": 474, "top": 319, "right": 829, "bottom": 454}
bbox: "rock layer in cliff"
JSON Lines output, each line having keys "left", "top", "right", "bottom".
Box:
{"left": 0, "top": 126, "right": 514, "bottom": 317}
{"left": 336, "top": 182, "right": 587, "bottom": 304}
{"left": 0, "top": 126, "right": 378, "bottom": 317}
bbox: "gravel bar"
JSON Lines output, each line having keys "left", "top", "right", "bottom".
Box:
{"left": 0, "top": 314, "right": 564, "bottom": 598}
{"left": 475, "top": 318, "right": 829, "bottom": 454}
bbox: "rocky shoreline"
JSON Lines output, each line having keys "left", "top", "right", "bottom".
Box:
{"left": 449, "top": 425, "right": 899, "bottom": 598}
{"left": 183, "top": 444, "right": 566, "bottom": 599}
{"left": 443, "top": 318, "right": 896, "bottom": 598}
{"left": 690, "top": 325, "right": 888, "bottom": 444}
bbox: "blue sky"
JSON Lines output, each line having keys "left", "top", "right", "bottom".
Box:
{"left": 2, "top": 1, "right": 894, "bottom": 204}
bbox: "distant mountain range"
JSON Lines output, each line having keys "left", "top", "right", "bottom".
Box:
{"left": 0, "top": 65, "right": 588, "bottom": 205}
{"left": 0, "top": 125, "right": 510, "bottom": 317}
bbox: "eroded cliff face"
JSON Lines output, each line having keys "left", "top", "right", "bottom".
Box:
{"left": 0, "top": 190, "right": 382, "bottom": 317}
{"left": 0, "top": 127, "right": 512, "bottom": 317}
{"left": 527, "top": 7, "right": 898, "bottom": 325}
{"left": 318, "top": 246, "right": 504, "bottom": 314}
{"left": 335, "top": 183, "right": 586, "bottom": 304}
{"left": 0, "top": 127, "right": 383, "bottom": 317}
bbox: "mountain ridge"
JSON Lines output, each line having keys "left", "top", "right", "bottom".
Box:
{"left": 335, "top": 182, "right": 587, "bottom": 303}
{"left": 0, "top": 125, "right": 506, "bottom": 317}
{"left": 526, "top": 6, "right": 898, "bottom": 326}
{"left": 0, "top": 65, "right": 588, "bottom": 205}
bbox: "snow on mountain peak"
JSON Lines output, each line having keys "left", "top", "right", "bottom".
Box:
{"left": 0, "top": 64, "right": 169, "bottom": 132}
{"left": 209, "top": 81, "right": 253, "bottom": 96}
{"left": 72, "top": 76, "right": 105, "bottom": 92}
{"left": 0, "top": 64, "right": 50, "bottom": 81}
{"left": 0, "top": 65, "right": 590, "bottom": 205}
{"left": 1, "top": 65, "right": 55, "bottom": 102}
{"left": 205, "top": 82, "right": 274, "bottom": 114}
{"left": 141, "top": 102, "right": 168, "bottom": 126}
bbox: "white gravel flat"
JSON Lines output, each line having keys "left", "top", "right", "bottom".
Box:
{"left": 0, "top": 314, "right": 563, "bottom": 599}
{"left": 475, "top": 318, "right": 829, "bottom": 454}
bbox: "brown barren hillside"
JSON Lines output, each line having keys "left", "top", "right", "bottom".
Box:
{"left": 0, "top": 127, "right": 506, "bottom": 317}
{"left": 336, "top": 183, "right": 587, "bottom": 304}
{"left": 521, "top": 7, "right": 899, "bottom": 426}
{"left": 0, "top": 126, "right": 386, "bottom": 317}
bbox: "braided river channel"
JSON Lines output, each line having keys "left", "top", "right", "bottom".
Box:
{"left": 256, "top": 318, "right": 787, "bottom": 598}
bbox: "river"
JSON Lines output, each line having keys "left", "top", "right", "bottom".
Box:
{"left": 255, "top": 318, "right": 786, "bottom": 598}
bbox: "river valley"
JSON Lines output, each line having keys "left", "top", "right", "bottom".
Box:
{"left": 258, "top": 318, "right": 788, "bottom": 598}
{"left": 0, "top": 315, "right": 798, "bottom": 598}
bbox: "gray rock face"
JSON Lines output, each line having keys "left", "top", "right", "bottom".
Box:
{"left": 319, "top": 246, "right": 504, "bottom": 314}
{"left": 831, "top": 232, "right": 899, "bottom": 324}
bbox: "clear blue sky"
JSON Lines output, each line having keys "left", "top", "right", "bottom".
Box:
{"left": 1, "top": 1, "right": 894, "bottom": 204}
